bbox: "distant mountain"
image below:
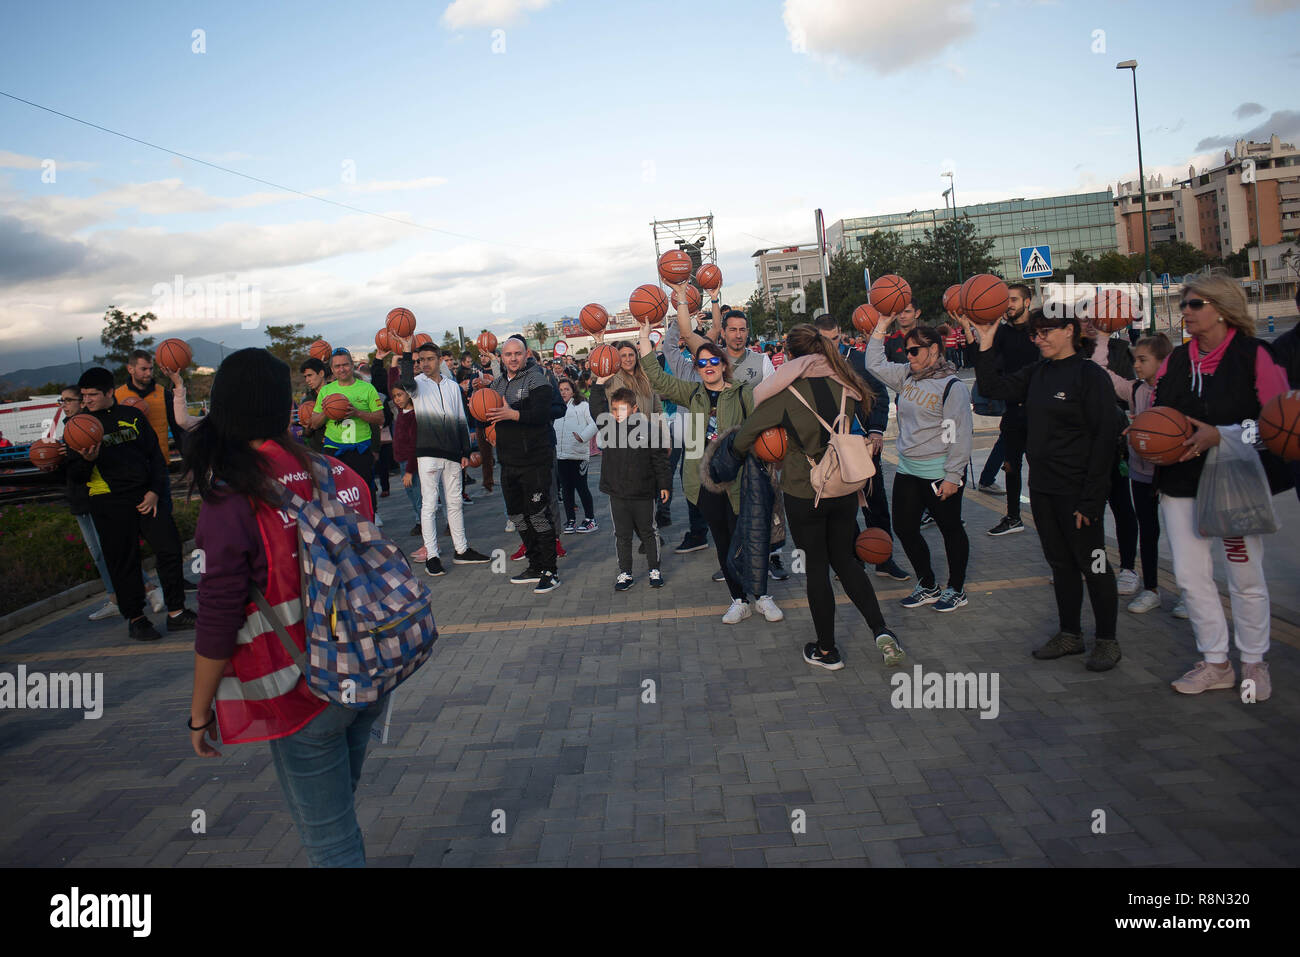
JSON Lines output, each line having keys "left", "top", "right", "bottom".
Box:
{"left": 0, "top": 335, "right": 240, "bottom": 391}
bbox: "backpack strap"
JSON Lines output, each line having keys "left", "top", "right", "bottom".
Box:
{"left": 941, "top": 377, "right": 958, "bottom": 407}
{"left": 251, "top": 584, "right": 307, "bottom": 674}
{"left": 787, "top": 383, "right": 835, "bottom": 434}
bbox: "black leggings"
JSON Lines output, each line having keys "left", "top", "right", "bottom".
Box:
{"left": 891, "top": 473, "right": 969, "bottom": 591}
{"left": 859, "top": 448, "right": 892, "bottom": 541}
{"left": 1130, "top": 478, "right": 1160, "bottom": 591}
{"left": 1029, "top": 491, "right": 1118, "bottom": 639}
{"left": 696, "top": 487, "right": 745, "bottom": 601}
{"left": 557, "top": 458, "right": 594, "bottom": 523}
{"left": 1002, "top": 427, "right": 1027, "bottom": 521}
{"left": 786, "top": 492, "right": 887, "bottom": 652}
{"left": 1108, "top": 460, "right": 1138, "bottom": 571}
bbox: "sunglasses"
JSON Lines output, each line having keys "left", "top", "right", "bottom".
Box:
{"left": 1179, "top": 298, "right": 1209, "bottom": 311}
{"left": 696, "top": 356, "right": 723, "bottom": 368}
{"left": 1030, "top": 325, "right": 1067, "bottom": 340}
{"left": 331, "top": 348, "right": 351, "bottom": 358}
{"left": 905, "top": 345, "right": 936, "bottom": 357}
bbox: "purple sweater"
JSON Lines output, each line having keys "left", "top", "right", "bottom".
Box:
{"left": 194, "top": 491, "right": 268, "bottom": 660}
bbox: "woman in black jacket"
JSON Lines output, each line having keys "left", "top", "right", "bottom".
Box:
{"left": 973, "top": 309, "right": 1121, "bottom": 671}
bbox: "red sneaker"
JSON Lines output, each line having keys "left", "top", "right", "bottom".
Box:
{"left": 555, "top": 539, "right": 567, "bottom": 558}
{"left": 511, "top": 543, "right": 527, "bottom": 561}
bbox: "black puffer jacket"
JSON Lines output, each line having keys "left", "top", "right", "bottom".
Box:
{"left": 702, "top": 426, "right": 785, "bottom": 597}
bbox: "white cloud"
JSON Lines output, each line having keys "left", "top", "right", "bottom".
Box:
{"left": 441, "top": 0, "right": 554, "bottom": 29}
{"left": 0, "top": 150, "right": 94, "bottom": 171}
{"left": 783, "top": 0, "right": 976, "bottom": 74}
{"left": 347, "top": 176, "right": 449, "bottom": 193}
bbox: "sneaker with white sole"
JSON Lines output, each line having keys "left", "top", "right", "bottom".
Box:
{"left": 562, "top": 521, "right": 576, "bottom": 534}
{"left": 1172, "top": 598, "right": 1189, "bottom": 619}
{"left": 900, "top": 583, "right": 941, "bottom": 608}
{"left": 933, "top": 587, "right": 968, "bottom": 613}
{"left": 755, "top": 595, "right": 783, "bottom": 622}
{"left": 534, "top": 571, "right": 560, "bottom": 594}
{"left": 875, "top": 629, "right": 905, "bottom": 666}
{"left": 722, "top": 599, "right": 752, "bottom": 624}
{"left": 88, "top": 602, "right": 117, "bottom": 621}
{"left": 1241, "top": 661, "right": 1271, "bottom": 702}
{"left": 510, "top": 566, "right": 542, "bottom": 585}
{"left": 1127, "top": 589, "right": 1161, "bottom": 614}
{"left": 649, "top": 569, "right": 664, "bottom": 588}
{"left": 987, "top": 516, "right": 1024, "bottom": 536}
{"left": 1115, "top": 568, "right": 1140, "bottom": 596}
{"left": 454, "top": 547, "right": 492, "bottom": 564}
{"left": 505, "top": 519, "right": 516, "bottom": 533}
{"left": 614, "top": 572, "right": 634, "bottom": 591}
{"left": 1171, "top": 660, "right": 1235, "bottom": 695}
{"left": 977, "top": 482, "right": 1001, "bottom": 494}
{"left": 577, "top": 519, "right": 598, "bottom": 533}
{"left": 803, "top": 643, "right": 844, "bottom": 671}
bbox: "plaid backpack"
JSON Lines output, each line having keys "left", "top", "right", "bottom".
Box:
{"left": 253, "top": 455, "right": 437, "bottom": 709}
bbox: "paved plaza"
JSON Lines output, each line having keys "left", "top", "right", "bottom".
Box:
{"left": 2, "top": 425, "right": 1299, "bottom": 868}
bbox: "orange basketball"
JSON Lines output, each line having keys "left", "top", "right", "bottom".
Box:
{"left": 375, "top": 328, "right": 396, "bottom": 352}
{"left": 1128, "top": 406, "right": 1194, "bottom": 465}
{"left": 28, "top": 438, "right": 66, "bottom": 468}
{"left": 851, "top": 303, "right": 881, "bottom": 333}
{"left": 297, "top": 401, "right": 315, "bottom": 426}
{"left": 854, "top": 527, "right": 893, "bottom": 564}
{"left": 386, "top": 307, "right": 417, "bottom": 337}
{"left": 119, "top": 395, "right": 148, "bottom": 414}
{"left": 657, "top": 249, "right": 694, "bottom": 283}
{"left": 322, "top": 393, "right": 352, "bottom": 421}
{"left": 477, "top": 332, "right": 498, "bottom": 354}
{"left": 960, "top": 274, "right": 1010, "bottom": 323}
{"left": 469, "top": 387, "right": 504, "bottom": 422}
{"left": 942, "top": 284, "right": 963, "bottom": 316}
{"left": 1091, "top": 288, "right": 1135, "bottom": 333}
{"left": 413, "top": 332, "right": 433, "bottom": 349}
{"left": 475, "top": 374, "right": 494, "bottom": 391}
{"left": 1259, "top": 390, "right": 1300, "bottom": 462}
{"left": 309, "top": 339, "right": 332, "bottom": 362}
{"left": 155, "top": 338, "right": 192, "bottom": 373}
{"left": 62, "top": 414, "right": 103, "bottom": 455}
{"left": 868, "top": 275, "right": 912, "bottom": 316}
{"left": 696, "top": 264, "right": 723, "bottom": 291}
{"left": 754, "top": 426, "right": 788, "bottom": 462}
{"left": 589, "top": 343, "right": 619, "bottom": 378}
{"left": 670, "top": 283, "right": 703, "bottom": 314}
{"left": 630, "top": 284, "right": 670, "bottom": 323}
{"left": 485, "top": 423, "right": 497, "bottom": 446}
{"left": 580, "top": 303, "right": 610, "bottom": 334}
{"left": 469, "top": 451, "right": 483, "bottom": 468}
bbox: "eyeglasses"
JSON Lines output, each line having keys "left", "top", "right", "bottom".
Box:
{"left": 695, "top": 356, "right": 723, "bottom": 368}
{"left": 1030, "top": 325, "right": 1067, "bottom": 340}
{"left": 1179, "top": 298, "right": 1208, "bottom": 312}
{"left": 58, "top": 397, "right": 80, "bottom": 403}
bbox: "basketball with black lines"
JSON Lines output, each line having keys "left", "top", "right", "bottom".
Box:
{"left": 1128, "top": 406, "right": 1193, "bottom": 465}
{"left": 1259, "top": 390, "right": 1300, "bottom": 462}
{"left": 589, "top": 343, "right": 619, "bottom": 378}
{"left": 580, "top": 303, "right": 610, "bottom": 334}
{"left": 960, "top": 274, "right": 1009, "bottom": 323}
{"left": 477, "top": 331, "right": 498, "bottom": 353}
{"left": 868, "top": 275, "right": 911, "bottom": 316}
{"left": 375, "top": 328, "right": 396, "bottom": 352}
{"left": 629, "top": 284, "right": 669, "bottom": 324}
{"left": 309, "top": 339, "right": 332, "bottom": 362}
{"left": 468, "top": 387, "right": 504, "bottom": 421}
{"left": 413, "top": 332, "right": 433, "bottom": 349}
{"left": 28, "top": 438, "right": 65, "bottom": 468}
{"left": 322, "top": 393, "right": 352, "bottom": 420}
{"left": 854, "top": 527, "right": 893, "bottom": 564}
{"left": 942, "top": 284, "right": 963, "bottom": 315}
{"left": 385, "top": 307, "right": 417, "bottom": 337}
{"left": 852, "top": 303, "right": 881, "bottom": 333}
{"left": 754, "top": 427, "right": 788, "bottom": 462}
{"left": 670, "top": 282, "right": 703, "bottom": 314}
{"left": 62, "top": 414, "right": 104, "bottom": 455}
{"left": 155, "top": 338, "right": 192, "bottom": 373}
{"left": 696, "top": 264, "right": 723, "bottom": 291}
{"left": 657, "top": 250, "right": 694, "bottom": 283}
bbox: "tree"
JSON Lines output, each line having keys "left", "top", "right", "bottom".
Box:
{"left": 94, "top": 307, "right": 155, "bottom": 381}
{"left": 264, "top": 323, "right": 321, "bottom": 365}
{"left": 441, "top": 330, "right": 460, "bottom": 359}
{"left": 530, "top": 321, "right": 549, "bottom": 350}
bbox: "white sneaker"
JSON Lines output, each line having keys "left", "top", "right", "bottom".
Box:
{"left": 722, "top": 599, "right": 752, "bottom": 624}
{"left": 505, "top": 519, "right": 516, "bottom": 533}
{"left": 375, "top": 514, "right": 384, "bottom": 527}
{"left": 1127, "top": 589, "right": 1161, "bottom": 614}
{"left": 1115, "top": 568, "right": 1140, "bottom": 596}
{"left": 88, "top": 602, "right": 117, "bottom": 621}
{"left": 147, "top": 587, "right": 164, "bottom": 613}
{"left": 1172, "top": 597, "right": 1190, "bottom": 619}
{"left": 755, "top": 595, "right": 784, "bottom": 622}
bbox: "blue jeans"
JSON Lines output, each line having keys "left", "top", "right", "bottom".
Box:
{"left": 668, "top": 444, "right": 708, "bottom": 537}
{"left": 978, "top": 434, "right": 1005, "bottom": 488}
{"left": 397, "top": 459, "right": 422, "bottom": 520}
{"left": 75, "top": 513, "right": 115, "bottom": 596}
{"left": 267, "top": 696, "right": 388, "bottom": 867}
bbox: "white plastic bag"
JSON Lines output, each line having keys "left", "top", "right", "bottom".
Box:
{"left": 1195, "top": 427, "right": 1279, "bottom": 538}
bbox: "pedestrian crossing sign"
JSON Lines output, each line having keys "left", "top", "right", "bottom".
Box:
{"left": 1019, "top": 245, "right": 1052, "bottom": 278}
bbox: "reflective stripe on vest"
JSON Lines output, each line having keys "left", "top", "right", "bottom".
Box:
{"left": 234, "top": 594, "right": 303, "bottom": 645}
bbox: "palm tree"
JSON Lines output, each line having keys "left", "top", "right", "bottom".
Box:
{"left": 530, "top": 321, "right": 549, "bottom": 351}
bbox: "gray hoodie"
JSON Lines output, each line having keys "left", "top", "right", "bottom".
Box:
{"left": 866, "top": 337, "right": 972, "bottom": 485}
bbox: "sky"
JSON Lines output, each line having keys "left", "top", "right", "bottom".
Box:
{"left": 2, "top": 0, "right": 1298, "bottom": 372}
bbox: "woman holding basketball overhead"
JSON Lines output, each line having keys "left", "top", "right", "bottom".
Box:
{"left": 866, "top": 318, "right": 973, "bottom": 616}
{"left": 974, "top": 309, "right": 1123, "bottom": 671}
{"left": 1151, "top": 275, "right": 1293, "bottom": 700}
{"left": 733, "top": 324, "right": 900, "bottom": 669}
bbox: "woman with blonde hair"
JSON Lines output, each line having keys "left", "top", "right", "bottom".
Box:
{"left": 1152, "top": 273, "right": 1292, "bottom": 700}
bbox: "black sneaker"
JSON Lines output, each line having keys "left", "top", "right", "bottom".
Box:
{"left": 649, "top": 569, "right": 664, "bottom": 588}
{"left": 165, "top": 608, "right": 197, "bottom": 631}
{"left": 919, "top": 511, "right": 934, "bottom": 528}
{"left": 676, "top": 533, "right": 709, "bottom": 554}
{"left": 1032, "top": 631, "right": 1085, "bottom": 659}
{"left": 424, "top": 557, "right": 446, "bottom": 577}
{"left": 615, "top": 572, "right": 634, "bottom": 591}
{"left": 768, "top": 555, "right": 789, "bottom": 581}
{"left": 656, "top": 511, "right": 672, "bottom": 528}
{"left": 1086, "top": 639, "right": 1122, "bottom": 672}
{"left": 803, "top": 642, "right": 845, "bottom": 671}
{"left": 453, "top": 547, "right": 491, "bottom": 564}
{"left": 874, "top": 558, "right": 911, "bottom": 581}
{"left": 128, "top": 616, "right": 162, "bottom": 642}
{"left": 510, "top": 566, "right": 542, "bottom": 585}
{"left": 409, "top": 524, "right": 421, "bottom": 538}
{"left": 988, "top": 516, "right": 1025, "bottom": 536}
{"left": 534, "top": 571, "right": 560, "bottom": 594}
{"left": 712, "top": 568, "right": 726, "bottom": 582}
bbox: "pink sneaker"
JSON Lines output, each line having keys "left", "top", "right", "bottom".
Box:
{"left": 1241, "top": 662, "right": 1271, "bottom": 702}
{"left": 411, "top": 546, "right": 428, "bottom": 562}
{"left": 1171, "top": 660, "right": 1236, "bottom": 695}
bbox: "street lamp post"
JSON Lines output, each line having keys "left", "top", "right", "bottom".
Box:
{"left": 942, "top": 182, "right": 963, "bottom": 282}
{"left": 219, "top": 340, "right": 225, "bottom": 362}
{"left": 1117, "top": 59, "right": 1155, "bottom": 332}
{"left": 76, "top": 336, "right": 84, "bottom": 373}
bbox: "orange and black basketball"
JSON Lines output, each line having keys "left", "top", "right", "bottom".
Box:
{"left": 1259, "top": 390, "right": 1300, "bottom": 462}
{"left": 589, "top": 343, "right": 620, "bottom": 378}
{"left": 754, "top": 427, "right": 788, "bottom": 462}
{"left": 309, "top": 339, "right": 332, "bottom": 362}
{"left": 297, "top": 401, "right": 315, "bottom": 426}
{"left": 696, "top": 264, "right": 723, "bottom": 290}
{"left": 386, "top": 307, "right": 417, "bottom": 337}
{"left": 28, "top": 438, "right": 65, "bottom": 468}
{"left": 119, "top": 395, "right": 149, "bottom": 413}
{"left": 851, "top": 303, "right": 881, "bottom": 333}
{"left": 580, "top": 304, "right": 610, "bottom": 334}
{"left": 960, "top": 274, "right": 1009, "bottom": 323}
{"left": 854, "top": 527, "right": 893, "bottom": 564}
{"left": 413, "top": 332, "right": 433, "bottom": 349}
{"left": 485, "top": 423, "right": 497, "bottom": 446}
{"left": 322, "top": 393, "right": 352, "bottom": 421}
{"left": 670, "top": 283, "right": 703, "bottom": 314}
{"left": 62, "top": 414, "right": 103, "bottom": 455}
{"left": 477, "top": 332, "right": 498, "bottom": 354}
{"left": 1128, "top": 406, "right": 1194, "bottom": 465}
{"left": 375, "top": 328, "right": 395, "bottom": 352}
{"left": 1091, "top": 288, "right": 1135, "bottom": 333}
{"left": 155, "top": 338, "right": 192, "bottom": 372}
{"left": 657, "top": 249, "right": 694, "bottom": 283}
{"left": 942, "top": 284, "right": 963, "bottom": 316}
{"left": 469, "top": 387, "right": 504, "bottom": 421}
{"left": 869, "top": 275, "right": 912, "bottom": 316}
{"left": 469, "top": 451, "right": 483, "bottom": 468}
{"left": 630, "top": 284, "right": 670, "bottom": 323}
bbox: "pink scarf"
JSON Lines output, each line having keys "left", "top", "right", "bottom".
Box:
{"left": 753, "top": 354, "right": 862, "bottom": 406}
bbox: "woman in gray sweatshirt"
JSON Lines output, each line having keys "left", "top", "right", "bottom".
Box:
{"left": 866, "top": 319, "right": 973, "bottom": 613}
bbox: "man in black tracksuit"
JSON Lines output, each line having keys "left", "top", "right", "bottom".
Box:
{"left": 589, "top": 385, "right": 671, "bottom": 589}
{"left": 487, "top": 336, "right": 560, "bottom": 591}
{"left": 979, "top": 286, "right": 1041, "bottom": 535}
{"left": 69, "top": 367, "right": 195, "bottom": 641}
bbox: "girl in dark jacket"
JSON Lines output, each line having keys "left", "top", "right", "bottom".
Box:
{"left": 974, "top": 309, "right": 1122, "bottom": 671}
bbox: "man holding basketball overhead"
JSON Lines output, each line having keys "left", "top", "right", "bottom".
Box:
{"left": 309, "top": 349, "right": 384, "bottom": 514}
{"left": 116, "top": 349, "right": 182, "bottom": 460}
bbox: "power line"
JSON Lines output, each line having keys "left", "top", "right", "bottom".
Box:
{"left": 0, "top": 89, "right": 553, "bottom": 252}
